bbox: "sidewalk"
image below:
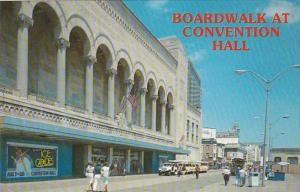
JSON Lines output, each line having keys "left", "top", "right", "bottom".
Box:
{"left": 0, "top": 171, "right": 220, "bottom": 192}
{"left": 192, "top": 174, "right": 300, "bottom": 192}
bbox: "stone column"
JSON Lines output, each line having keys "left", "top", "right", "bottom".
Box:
{"left": 168, "top": 104, "right": 175, "bottom": 135}
{"left": 107, "top": 68, "right": 117, "bottom": 118}
{"left": 85, "top": 55, "right": 96, "bottom": 114}
{"left": 151, "top": 95, "right": 158, "bottom": 132}
{"left": 56, "top": 38, "right": 69, "bottom": 107}
{"left": 140, "top": 151, "right": 144, "bottom": 173}
{"left": 83, "top": 145, "right": 93, "bottom": 165}
{"left": 108, "top": 147, "right": 113, "bottom": 165}
{"left": 127, "top": 149, "right": 131, "bottom": 173}
{"left": 16, "top": 14, "right": 33, "bottom": 97}
{"left": 161, "top": 100, "right": 167, "bottom": 134}
{"left": 140, "top": 88, "right": 147, "bottom": 127}
{"left": 125, "top": 79, "right": 133, "bottom": 126}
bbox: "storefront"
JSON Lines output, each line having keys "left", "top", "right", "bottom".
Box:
{"left": 111, "top": 149, "right": 126, "bottom": 176}
{"left": 91, "top": 147, "right": 108, "bottom": 163}
{"left": 0, "top": 116, "right": 189, "bottom": 182}
{"left": 130, "top": 151, "right": 142, "bottom": 174}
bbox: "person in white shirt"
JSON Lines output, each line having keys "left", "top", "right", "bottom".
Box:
{"left": 101, "top": 162, "right": 110, "bottom": 192}
{"left": 239, "top": 168, "right": 246, "bottom": 186}
{"left": 85, "top": 162, "right": 94, "bottom": 191}
{"left": 222, "top": 166, "right": 231, "bottom": 186}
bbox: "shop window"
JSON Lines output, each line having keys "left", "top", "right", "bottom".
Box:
{"left": 287, "top": 157, "right": 298, "bottom": 165}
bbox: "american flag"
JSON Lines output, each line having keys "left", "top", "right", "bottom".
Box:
{"left": 119, "top": 85, "right": 138, "bottom": 113}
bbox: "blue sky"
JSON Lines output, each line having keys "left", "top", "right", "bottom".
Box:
{"left": 124, "top": 0, "right": 300, "bottom": 148}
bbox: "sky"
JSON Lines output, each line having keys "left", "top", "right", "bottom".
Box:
{"left": 124, "top": 0, "right": 300, "bottom": 148}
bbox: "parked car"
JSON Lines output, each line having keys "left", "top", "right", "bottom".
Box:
{"left": 158, "top": 162, "right": 177, "bottom": 176}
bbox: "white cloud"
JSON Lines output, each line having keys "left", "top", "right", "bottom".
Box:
{"left": 189, "top": 49, "right": 208, "bottom": 63}
{"left": 146, "top": 0, "right": 169, "bottom": 11}
{"left": 263, "top": 0, "right": 300, "bottom": 23}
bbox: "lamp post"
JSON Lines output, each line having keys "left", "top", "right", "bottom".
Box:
{"left": 268, "top": 115, "right": 289, "bottom": 161}
{"left": 235, "top": 64, "right": 300, "bottom": 186}
{"left": 269, "top": 132, "right": 285, "bottom": 162}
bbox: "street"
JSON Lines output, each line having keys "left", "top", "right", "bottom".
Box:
{"left": 1, "top": 170, "right": 299, "bottom": 192}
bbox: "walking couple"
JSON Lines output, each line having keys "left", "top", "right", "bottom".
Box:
{"left": 86, "top": 161, "right": 110, "bottom": 192}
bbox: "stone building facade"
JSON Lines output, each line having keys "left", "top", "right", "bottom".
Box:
{"left": 0, "top": 0, "right": 201, "bottom": 181}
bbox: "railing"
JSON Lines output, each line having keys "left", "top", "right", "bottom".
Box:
{"left": 0, "top": 96, "right": 174, "bottom": 146}
{"left": 0, "top": 84, "right": 18, "bottom": 96}
{"left": 28, "top": 93, "right": 57, "bottom": 106}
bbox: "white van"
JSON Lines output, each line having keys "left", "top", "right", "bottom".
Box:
{"left": 158, "top": 162, "right": 177, "bottom": 176}
{"left": 200, "top": 161, "right": 209, "bottom": 173}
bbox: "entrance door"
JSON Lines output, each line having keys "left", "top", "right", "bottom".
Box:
{"left": 144, "top": 151, "right": 153, "bottom": 173}
{"left": 72, "top": 145, "right": 84, "bottom": 177}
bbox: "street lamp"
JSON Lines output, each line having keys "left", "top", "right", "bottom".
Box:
{"left": 234, "top": 64, "right": 300, "bottom": 186}
{"left": 269, "top": 132, "right": 285, "bottom": 161}
{"left": 268, "top": 115, "right": 289, "bottom": 161}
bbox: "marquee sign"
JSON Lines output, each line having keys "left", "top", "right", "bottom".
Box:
{"left": 6, "top": 142, "right": 58, "bottom": 178}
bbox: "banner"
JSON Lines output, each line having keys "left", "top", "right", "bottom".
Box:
{"left": 6, "top": 142, "right": 58, "bottom": 178}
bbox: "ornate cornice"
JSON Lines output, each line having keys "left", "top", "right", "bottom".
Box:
{"left": 0, "top": 99, "right": 174, "bottom": 146}
{"left": 95, "top": 0, "right": 177, "bottom": 72}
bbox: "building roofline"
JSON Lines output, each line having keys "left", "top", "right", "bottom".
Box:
{"left": 118, "top": 1, "right": 178, "bottom": 67}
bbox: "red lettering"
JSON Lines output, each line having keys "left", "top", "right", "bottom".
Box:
{"left": 282, "top": 13, "right": 290, "bottom": 23}
{"left": 172, "top": 13, "right": 181, "bottom": 23}
{"left": 183, "top": 13, "right": 193, "bottom": 23}
{"left": 182, "top": 26, "right": 192, "bottom": 37}
{"left": 272, "top": 13, "right": 282, "bottom": 23}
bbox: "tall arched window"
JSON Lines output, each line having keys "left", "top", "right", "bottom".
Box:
{"left": 66, "top": 27, "right": 90, "bottom": 109}
{"left": 132, "top": 71, "right": 144, "bottom": 126}
{"left": 146, "top": 79, "right": 155, "bottom": 129}
{"left": 156, "top": 86, "right": 165, "bottom": 132}
{"left": 0, "top": 2, "right": 19, "bottom": 88}
{"left": 29, "top": 3, "right": 61, "bottom": 100}
{"left": 94, "top": 45, "right": 112, "bottom": 115}
{"left": 166, "top": 93, "right": 173, "bottom": 135}
{"left": 114, "top": 59, "right": 130, "bottom": 115}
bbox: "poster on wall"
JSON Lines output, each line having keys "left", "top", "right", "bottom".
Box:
{"left": 6, "top": 142, "right": 58, "bottom": 178}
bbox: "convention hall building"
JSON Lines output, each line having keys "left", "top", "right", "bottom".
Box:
{"left": 0, "top": 0, "right": 202, "bottom": 181}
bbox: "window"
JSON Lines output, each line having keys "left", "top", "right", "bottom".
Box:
{"left": 186, "top": 120, "right": 190, "bottom": 141}
{"left": 287, "top": 157, "right": 298, "bottom": 165}
{"left": 196, "top": 125, "right": 199, "bottom": 144}
{"left": 192, "top": 122, "right": 194, "bottom": 143}
{"left": 274, "top": 157, "right": 281, "bottom": 163}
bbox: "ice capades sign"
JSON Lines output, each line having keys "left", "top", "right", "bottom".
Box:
{"left": 6, "top": 142, "right": 58, "bottom": 178}
{"left": 172, "top": 12, "right": 290, "bottom": 51}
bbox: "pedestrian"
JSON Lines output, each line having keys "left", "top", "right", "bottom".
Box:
{"left": 235, "top": 167, "right": 240, "bottom": 186}
{"left": 195, "top": 164, "right": 200, "bottom": 179}
{"left": 239, "top": 167, "right": 246, "bottom": 187}
{"left": 101, "top": 162, "right": 110, "bottom": 192}
{"left": 177, "top": 165, "right": 182, "bottom": 177}
{"left": 85, "top": 162, "right": 95, "bottom": 191}
{"left": 265, "top": 165, "right": 270, "bottom": 180}
{"left": 93, "top": 161, "right": 104, "bottom": 192}
{"left": 222, "top": 166, "right": 231, "bottom": 186}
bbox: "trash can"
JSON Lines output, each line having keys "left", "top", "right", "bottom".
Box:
{"left": 248, "top": 172, "right": 260, "bottom": 187}
{"left": 270, "top": 172, "right": 285, "bottom": 181}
